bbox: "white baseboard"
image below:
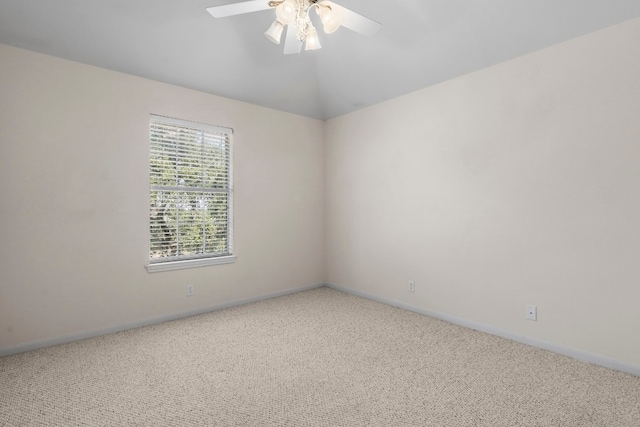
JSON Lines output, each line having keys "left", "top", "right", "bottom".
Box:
{"left": 326, "top": 283, "right": 640, "bottom": 377}
{"left": 0, "top": 283, "right": 324, "bottom": 358}
{"left": 5, "top": 282, "right": 638, "bottom": 377}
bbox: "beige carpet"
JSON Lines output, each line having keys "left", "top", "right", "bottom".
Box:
{"left": 1, "top": 287, "right": 639, "bottom": 426}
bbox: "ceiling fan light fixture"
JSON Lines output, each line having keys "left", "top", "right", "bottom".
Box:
{"left": 264, "top": 20, "right": 285, "bottom": 44}
{"left": 276, "top": 0, "right": 297, "bottom": 24}
{"left": 317, "top": 5, "right": 341, "bottom": 34}
{"left": 207, "top": 0, "right": 382, "bottom": 55}
{"left": 304, "top": 25, "right": 321, "bottom": 51}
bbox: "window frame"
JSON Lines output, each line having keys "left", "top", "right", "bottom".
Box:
{"left": 146, "top": 114, "right": 236, "bottom": 273}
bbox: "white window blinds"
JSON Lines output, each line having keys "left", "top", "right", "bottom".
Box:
{"left": 149, "top": 115, "right": 233, "bottom": 265}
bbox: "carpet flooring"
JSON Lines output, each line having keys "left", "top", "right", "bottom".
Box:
{"left": 1, "top": 287, "right": 639, "bottom": 426}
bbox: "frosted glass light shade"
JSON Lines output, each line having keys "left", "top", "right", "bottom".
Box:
{"left": 318, "top": 6, "right": 341, "bottom": 34}
{"left": 276, "top": 0, "right": 297, "bottom": 24}
{"left": 305, "top": 26, "right": 321, "bottom": 51}
{"left": 264, "top": 20, "right": 285, "bottom": 44}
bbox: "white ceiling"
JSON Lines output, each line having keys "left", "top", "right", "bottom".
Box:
{"left": 2, "top": 0, "right": 640, "bottom": 120}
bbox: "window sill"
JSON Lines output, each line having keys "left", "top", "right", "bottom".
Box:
{"left": 146, "top": 255, "right": 237, "bottom": 273}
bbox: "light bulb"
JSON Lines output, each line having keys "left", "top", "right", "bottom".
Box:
{"left": 276, "top": 0, "right": 297, "bottom": 25}
{"left": 318, "top": 5, "right": 341, "bottom": 34}
{"left": 304, "top": 25, "right": 321, "bottom": 51}
{"left": 264, "top": 20, "right": 284, "bottom": 44}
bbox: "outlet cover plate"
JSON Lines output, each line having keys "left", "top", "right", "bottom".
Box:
{"left": 526, "top": 304, "right": 537, "bottom": 321}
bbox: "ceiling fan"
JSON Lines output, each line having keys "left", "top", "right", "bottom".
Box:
{"left": 206, "top": 0, "right": 382, "bottom": 54}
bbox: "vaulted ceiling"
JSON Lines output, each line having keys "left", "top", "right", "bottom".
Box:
{"left": 2, "top": 0, "right": 640, "bottom": 120}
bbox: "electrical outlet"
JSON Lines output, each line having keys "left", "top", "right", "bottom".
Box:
{"left": 526, "top": 304, "right": 537, "bottom": 321}
{"left": 187, "top": 285, "right": 194, "bottom": 297}
{"left": 408, "top": 281, "right": 415, "bottom": 293}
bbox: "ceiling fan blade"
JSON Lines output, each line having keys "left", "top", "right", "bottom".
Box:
{"left": 323, "top": 1, "right": 382, "bottom": 37}
{"left": 206, "top": 0, "right": 271, "bottom": 18}
{"left": 283, "top": 24, "right": 303, "bottom": 55}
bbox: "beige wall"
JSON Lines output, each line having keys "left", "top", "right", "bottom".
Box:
{"left": 325, "top": 17, "right": 640, "bottom": 368}
{"left": 0, "top": 44, "right": 325, "bottom": 350}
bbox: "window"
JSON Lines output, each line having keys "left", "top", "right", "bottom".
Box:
{"left": 147, "top": 115, "right": 235, "bottom": 272}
